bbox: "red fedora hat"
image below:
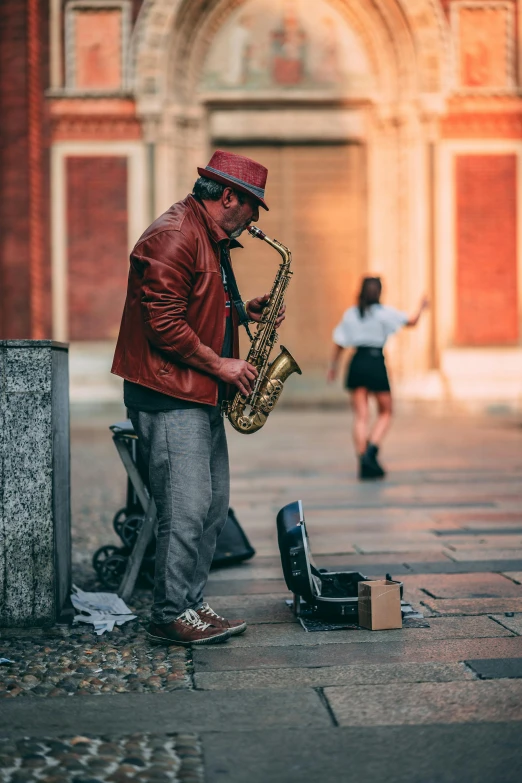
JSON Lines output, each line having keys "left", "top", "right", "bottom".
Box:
{"left": 198, "top": 150, "right": 269, "bottom": 211}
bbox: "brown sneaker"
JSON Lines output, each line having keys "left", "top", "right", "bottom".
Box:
{"left": 147, "top": 608, "right": 230, "bottom": 646}
{"left": 196, "top": 602, "right": 247, "bottom": 636}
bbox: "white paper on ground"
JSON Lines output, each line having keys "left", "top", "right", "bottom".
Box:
{"left": 71, "top": 585, "right": 137, "bottom": 635}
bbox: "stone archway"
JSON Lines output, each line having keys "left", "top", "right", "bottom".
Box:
{"left": 131, "top": 0, "right": 452, "bottom": 397}
{"left": 131, "top": 0, "right": 450, "bottom": 106}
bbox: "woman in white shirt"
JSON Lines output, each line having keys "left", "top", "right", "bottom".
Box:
{"left": 328, "top": 277, "right": 427, "bottom": 480}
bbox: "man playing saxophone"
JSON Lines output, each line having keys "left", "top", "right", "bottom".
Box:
{"left": 112, "top": 150, "right": 285, "bottom": 646}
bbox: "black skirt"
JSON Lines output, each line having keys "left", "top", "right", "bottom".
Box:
{"left": 346, "top": 347, "right": 390, "bottom": 393}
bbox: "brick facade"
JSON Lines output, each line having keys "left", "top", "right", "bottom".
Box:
{"left": 66, "top": 156, "right": 128, "bottom": 341}
{"left": 1, "top": 0, "right": 521, "bottom": 404}
{"left": 0, "top": 0, "right": 51, "bottom": 338}
{"left": 455, "top": 154, "right": 518, "bottom": 345}
{"left": 50, "top": 99, "right": 142, "bottom": 141}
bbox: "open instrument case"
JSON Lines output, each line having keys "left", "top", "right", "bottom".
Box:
{"left": 277, "top": 500, "right": 403, "bottom": 621}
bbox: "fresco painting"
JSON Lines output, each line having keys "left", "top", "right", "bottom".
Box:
{"left": 459, "top": 7, "right": 509, "bottom": 89}
{"left": 74, "top": 9, "right": 122, "bottom": 90}
{"left": 202, "top": 0, "right": 372, "bottom": 93}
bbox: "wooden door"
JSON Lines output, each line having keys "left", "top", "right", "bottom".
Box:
{"left": 223, "top": 144, "right": 367, "bottom": 372}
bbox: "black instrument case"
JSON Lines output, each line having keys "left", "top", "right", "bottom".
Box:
{"left": 277, "top": 499, "right": 402, "bottom": 621}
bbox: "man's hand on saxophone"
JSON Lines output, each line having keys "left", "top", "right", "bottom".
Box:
{"left": 246, "top": 293, "right": 286, "bottom": 328}
{"left": 216, "top": 291, "right": 286, "bottom": 398}
{"left": 217, "top": 358, "right": 258, "bottom": 397}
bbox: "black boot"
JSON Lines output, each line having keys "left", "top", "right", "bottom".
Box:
{"left": 359, "top": 443, "right": 385, "bottom": 480}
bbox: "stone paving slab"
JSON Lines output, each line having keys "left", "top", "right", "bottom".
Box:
{"left": 205, "top": 599, "right": 298, "bottom": 624}
{"left": 503, "top": 571, "right": 522, "bottom": 583}
{"left": 204, "top": 579, "right": 289, "bottom": 596}
{"left": 214, "top": 616, "right": 511, "bottom": 648}
{"left": 292, "top": 537, "right": 360, "bottom": 554}
{"left": 208, "top": 562, "right": 522, "bottom": 594}
{"left": 448, "top": 549, "right": 522, "bottom": 561}
{"left": 399, "top": 572, "right": 522, "bottom": 598}
{"left": 436, "top": 527, "right": 522, "bottom": 536}
{"left": 207, "top": 594, "right": 427, "bottom": 623}
{"left": 465, "top": 658, "right": 522, "bottom": 679}
{"left": 311, "top": 520, "right": 449, "bottom": 534}
{"left": 0, "top": 733, "right": 204, "bottom": 783}
{"left": 202, "top": 593, "right": 292, "bottom": 608}
{"left": 405, "top": 558, "right": 522, "bottom": 574}
{"left": 433, "top": 511, "right": 522, "bottom": 525}
{"left": 304, "top": 500, "right": 497, "bottom": 510}
{"left": 193, "top": 635, "right": 522, "bottom": 672}
{"left": 207, "top": 566, "right": 284, "bottom": 582}
{"left": 352, "top": 541, "right": 448, "bottom": 555}
{"left": 426, "top": 471, "right": 522, "bottom": 482}
{"left": 490, "top": 613, "right": 522, "bottom": 634}
{"left": 194, "top": 661, "right": 475, "bottom": 690}
{"left": 202, "top": 723, "right": 522, "bottom": 783}
{"left": 68, "top": 411, "right": 522, "bottom": 782}
{"left": 312, "top": 550, "right": 453, "bottom": 564}
{"left": 214, "top": 556, "right": 522, "bottom": 576}
{"left": 324, "top": 564, "right": 413, "bottom": 576}
{"left": 444, "top": 536, "right": 522, "bottom": 550}
{"left": 324, "top": 680, "right": 522, "bottom": 726}
{"left": 421, "top": 597, "right": 522, "bottom": 615}
{"left": 0, "top": 689, "right": 332, "bottom": 739}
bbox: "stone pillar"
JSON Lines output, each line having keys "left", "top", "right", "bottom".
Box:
{"left": 0, "top": 340, "right": 71, "bottom": 626}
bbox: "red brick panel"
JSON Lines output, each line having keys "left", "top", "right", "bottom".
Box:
{"left": 0, "top": 0, "right": 51, "bottom": 338}
{"left": 455, "top": 154, "right": 518, "bottom": 345}
{"left": 66, "top": 156, "right": 128, "bottom": 341}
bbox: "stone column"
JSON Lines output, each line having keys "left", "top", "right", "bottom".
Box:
{"left": 0, "top": 340, "right": 71, "bottom": 626}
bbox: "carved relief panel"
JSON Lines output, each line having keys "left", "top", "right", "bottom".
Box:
{"left": 65, "top": 0, "right": 131, "bottom": 93}
{"left": 452, "top": 1, "right": 515, "bottom": 92}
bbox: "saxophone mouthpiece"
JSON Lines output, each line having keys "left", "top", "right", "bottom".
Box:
{"left": 247, "top": 225, "right": 266, "bottom": 240}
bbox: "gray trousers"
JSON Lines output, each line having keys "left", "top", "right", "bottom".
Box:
{"left": 129, "top": 406, "right": 229, "bottom": 624}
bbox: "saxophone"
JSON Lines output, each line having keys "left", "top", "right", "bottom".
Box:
{"left": 224, "top": 225, "right": 302, "bottom": 435}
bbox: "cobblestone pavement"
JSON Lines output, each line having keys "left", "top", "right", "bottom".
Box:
{"left": 1, "top": 408, "right": 522, "bottom": 782}
{"left": 0, "top": 625, "right": 187, "bottom": 699}
{"left": 0, "top": 733, "right": 204, "bottom": 783}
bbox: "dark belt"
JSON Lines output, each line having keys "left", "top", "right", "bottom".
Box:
{"left": 354, "top": 346, "right": 383, "bottom": 357}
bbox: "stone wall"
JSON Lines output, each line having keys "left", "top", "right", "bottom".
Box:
{"left": 0, "top": 341, "right": 71, "bottom": 627}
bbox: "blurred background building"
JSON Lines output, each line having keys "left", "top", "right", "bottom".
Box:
{"left": 1, "top": 0, "right": 521, "bottom": 409}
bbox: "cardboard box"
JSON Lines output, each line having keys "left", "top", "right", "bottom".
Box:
{"left": 358, "top": 579, "right": 402, "bottom": 630}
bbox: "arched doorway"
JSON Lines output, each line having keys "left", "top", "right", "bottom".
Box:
{"left": 131, "top": 0, "right": 449, "bottom": 400}
{"left": 194, "top": 0, "right": 374, "bottom": 385}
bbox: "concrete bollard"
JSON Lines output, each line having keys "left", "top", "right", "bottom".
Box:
{"left": 0, "top": 340, "right": 71, "bottom": 626}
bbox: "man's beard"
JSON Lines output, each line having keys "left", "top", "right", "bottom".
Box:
{"left": 229, "top": 225, "right": 247, "bottom": 239}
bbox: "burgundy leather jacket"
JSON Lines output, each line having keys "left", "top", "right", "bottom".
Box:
{"left": 111, "top": 195, "right": 241, "bottom": 406}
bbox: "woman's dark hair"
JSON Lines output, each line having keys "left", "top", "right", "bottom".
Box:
{"left": 358, "top": 276, "right": 382, "bottom": 317}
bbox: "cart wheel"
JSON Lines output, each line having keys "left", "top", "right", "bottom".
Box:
{"left": 92, "top": 544, "right": 121, "bottom": 575}
{"left": 119, "top": 513, "right": 145, "bottom": 549}
{"left": 112, "top": 507, "right": 128, "bottom": 535}
{"left": 98, "top": 552, "right": 128, "bottom": 590}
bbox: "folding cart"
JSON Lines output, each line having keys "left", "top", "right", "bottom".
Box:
{"left": 92, "top": 421, "right": 255, "bottom": 600}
